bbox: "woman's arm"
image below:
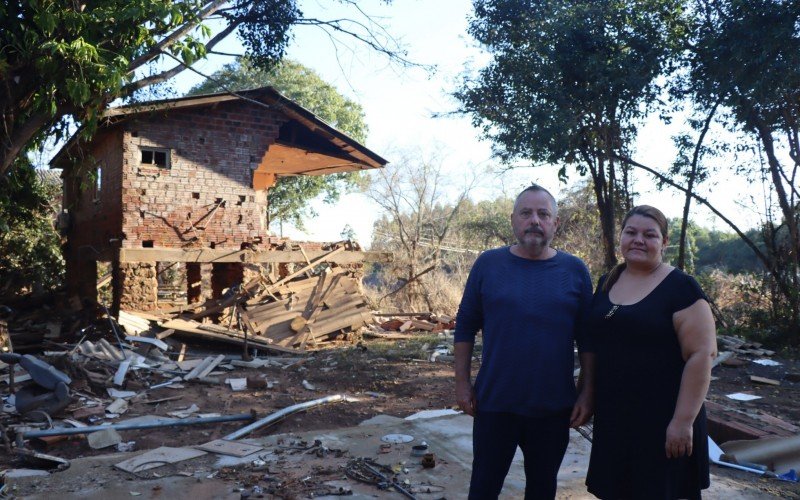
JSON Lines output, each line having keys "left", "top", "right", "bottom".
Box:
{"left": 667, "top": 299, "right": 717, "bottom": 458}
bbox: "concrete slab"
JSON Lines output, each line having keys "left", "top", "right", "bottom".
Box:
{"left": 4, "top": 413, "right": 785, "bottom": 499}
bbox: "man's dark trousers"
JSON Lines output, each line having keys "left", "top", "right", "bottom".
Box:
{"left": 469, "top": 410, "right": 571, "bottom": 499}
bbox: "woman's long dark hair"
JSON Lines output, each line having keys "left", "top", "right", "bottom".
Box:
{"left": 602, "top": 205, "right": 669, "bottom": 292}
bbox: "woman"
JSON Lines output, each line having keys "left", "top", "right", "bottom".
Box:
{"left": 586, "top": 205, "right": 717, "bottom": 499}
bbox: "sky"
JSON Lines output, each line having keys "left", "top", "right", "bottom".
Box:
{"left": 173, "top": 0, "right": 766, "bottom": 248}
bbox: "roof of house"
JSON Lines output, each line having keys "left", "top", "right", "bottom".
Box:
{"left": 51, "top": 87, "right": 387, "bottom": 174}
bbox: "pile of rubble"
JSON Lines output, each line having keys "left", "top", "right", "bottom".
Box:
{"left": 111, "top": 247, "right": 376, "bottom": 355}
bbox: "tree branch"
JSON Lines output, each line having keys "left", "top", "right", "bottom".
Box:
{"left": 613, "top": 153, "right": 794, "bottom": 299}
{"left": 127, "top": 0, "right": 229, "bottom": 71}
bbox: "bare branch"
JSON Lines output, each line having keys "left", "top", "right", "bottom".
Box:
{"left": 123, "top": 19, "right": 241, "bottom": 95}
{"left": 613, "top": 154, "right": 792, "bottom": 299}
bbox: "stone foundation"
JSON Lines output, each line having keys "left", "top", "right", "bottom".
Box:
{"left": 116, "top": 262, "right": 158, "bottom": 311}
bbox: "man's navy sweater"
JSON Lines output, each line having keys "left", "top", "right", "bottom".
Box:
{"left": 455, "top": 247, "right": 593, "bottom": 416}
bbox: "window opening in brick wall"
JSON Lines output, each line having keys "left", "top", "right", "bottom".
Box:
{"left": 192, "top": 192, "right": 200, "bottom": 199}
{"left": 142, "top": 240, "right": 154, "bottom": 248}
{"left": 140, "top": 147, "right": 170, "bottom": 168}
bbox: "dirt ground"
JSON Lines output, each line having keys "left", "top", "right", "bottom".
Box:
{"left": 3, "top": 332, "right": 800, "bottom": 498}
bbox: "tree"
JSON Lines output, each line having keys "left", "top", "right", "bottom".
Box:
{"left": 457, "top": 0, "right": 687, "bottom": 270}
{"left": 686, "top": 0, "right": 800, "bottom": 335}
{"left": 368, "top": 149, "right": 473, "bottom": 312}
{"left": 0, "top": 159, "right": 64, "bottom": 299}
{"left": 457, "top": 197, "right": 515, "bottom": 249}
{"left": 1, "top": 0, "right": 404, "bottom": 178}
{"left": 187, "top": 58, "right": 369, "bottom": 229}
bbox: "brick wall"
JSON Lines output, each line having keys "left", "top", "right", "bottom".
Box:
{"left": 119, "top": 101, "right": 286, "bottom": 249}
{"left": 63, "top": 128, "right": 124, "bottom": 300}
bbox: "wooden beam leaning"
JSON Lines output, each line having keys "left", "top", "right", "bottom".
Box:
{"left": 116, "top": 248, "right": 392, "bottom": 264}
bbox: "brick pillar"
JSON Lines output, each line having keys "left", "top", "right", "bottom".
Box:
{"left": 65, "top": 255, "right": 97, "bottom": 308}
{"left": 115, "top": 262, "right": 158, "bottom": 311}
{"left": 185, "top": 263, "right": 213, "bottom": 303}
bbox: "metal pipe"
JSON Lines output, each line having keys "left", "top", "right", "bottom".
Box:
{"left": 363, "top": 460, "right": 417, "bottom": 499}
{"left": 21, "top": 412, "right": 254, "bottom": 439}
{"left": 100, "top": 303, "right": 127, "bottom": 359}
{"left": 224, "top": 394, "right": 347, "bottom": 440}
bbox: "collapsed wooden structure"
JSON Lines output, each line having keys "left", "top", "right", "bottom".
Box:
{"left": 118, "top": 243, "right": 381, "bottom": 353}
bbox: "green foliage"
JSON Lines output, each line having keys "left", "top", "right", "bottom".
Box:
{"left": 0, "top": 161, "right": 64, "bottom": 297}
{"left": 458, "top": 0, "right": 688, "bottom": 269}
{"left": 689, "top": 0, "right": 800, "bottom": 128}
{"left": 187, "top": 58, "right": 369, "bottom": 230}
{"left": 267, "top": 173, "right": 352, "bottom": 231}
{"left": 662, "top": 218, "right": 765, "bottom": 274}
{"left": 1, "top": 0, "right": 300, "bottom": 175}
{"left": 458, "top": 0, "right": 686, "bottom": 165}
{"left": 457, "top": 198, "right": 515, "bottom": 249}
{"left": 688, "top": 0, "right": 800, "bottom": 336}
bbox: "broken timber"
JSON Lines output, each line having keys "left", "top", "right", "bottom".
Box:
{"left": 113, "top": 248, "right": 392, "bottom": 264}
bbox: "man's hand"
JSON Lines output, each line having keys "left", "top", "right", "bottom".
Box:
{"left": 569, "top": 390, "right": 593, "bottom": 428}
{"left": 455, "top": 379, "right": 477, "bottom": 416}
{"left": 454, "top": 341, "right": 476, "bottom": 416}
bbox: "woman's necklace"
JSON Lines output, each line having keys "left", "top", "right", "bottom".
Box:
{"left": 604, "top": 305, "right": 620, "bottom": 320}
{"left": 604, "top": 262, "right": 663, "bottom": 320}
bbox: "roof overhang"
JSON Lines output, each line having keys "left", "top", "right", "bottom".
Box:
{"left": 51, "top": 87, "right": 387, "bottom": 172}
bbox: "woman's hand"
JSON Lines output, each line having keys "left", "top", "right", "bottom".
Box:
{"left": 665, "top": 418, "right": 693, "bottom": 458}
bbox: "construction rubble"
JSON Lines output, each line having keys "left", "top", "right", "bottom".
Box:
{"left": 1, "top": 272, "right": 800, "bottom": 497}
{"left": 0, "top": 253, "right": 472, "bottom": 498}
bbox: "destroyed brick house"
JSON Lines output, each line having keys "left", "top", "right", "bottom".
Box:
{"left": 50, "top": 87, "right": 388, "bottom": 318}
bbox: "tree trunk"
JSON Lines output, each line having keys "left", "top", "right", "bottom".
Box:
{"left": 679, "top": 103, "right": 718, "bottom": 270}
{"left": 586, "top": 155, "right": 618, "bottom": 271}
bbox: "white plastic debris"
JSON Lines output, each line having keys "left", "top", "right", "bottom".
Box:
{"left": 726, "top": 393, "right": 762, "bottom": 401}
{"left": 752, "top": 359, "right": 782, "bottom": 366}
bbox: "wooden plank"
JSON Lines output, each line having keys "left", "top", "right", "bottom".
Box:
{"left": 287, "top": 273, "right": 338, "bottom": 348}
{"left": 160, "top": 318, "right": 301, "bottom": 354}
{"left": 303, "top": 309, "right": 373, "bottom": 343}
{"left": 750, "top": 375, "right": 781, "bottom": 386}
{"left": 373, "top": 312, "right": 431, "bottom": 317}
{"left": 117, "top": 248, "right": 391, "bottom": 264}
{"left": 252, "top": 311, "right": 299, "bottom": 333}
{"left": 96, "top": 273, "right": 113, "bottom": 290}
{"left": 186, "top": 277, "right": 263, "bottom": 321}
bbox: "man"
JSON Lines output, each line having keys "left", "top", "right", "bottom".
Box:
{"left": 454, "top": 184, "right": 595, "bottom": 499}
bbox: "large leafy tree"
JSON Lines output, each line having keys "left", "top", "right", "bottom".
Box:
{"left": 187, "top": 58, "right": 369, "bottom": 229}
{"left": 0, "top": 159, "right": 64, "bottom": 298}
{"left": 0, "top": 0, "right": 400, "bottom": 178}
{"left": 687, "top": 0, "right": 800, "bottom": 335}
{"left": 457, "top": 0, "right": 686, "bottom": 269}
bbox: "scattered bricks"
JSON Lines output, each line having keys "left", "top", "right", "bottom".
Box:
{"left": 721, "top": 357, "right": 747, "bottom": 367}
{"left": 246, "top": 376, "right": 268, "bottom": 389}
{"left": 784, "top": 373, "right": 800, "bottom": 383}
{"left": 380, "top": 319, "right": 405, "bottom": 331}
{"left": 72, "top": 405, "right": 106, "bottom": 420}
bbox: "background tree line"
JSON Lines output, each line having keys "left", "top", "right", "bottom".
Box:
{"left": 2, "top": 0, "right": 797, "bottom": 346}
{"left": 456, "top": 0, "right": 800, "bottom": 341}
